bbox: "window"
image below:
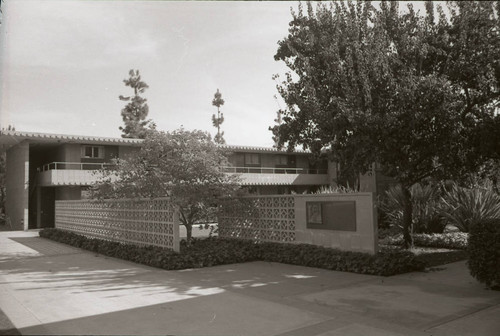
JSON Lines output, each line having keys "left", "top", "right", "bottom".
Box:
{"left": 275, "top": 155, "right": 288, "bottom": 166}
{"left": 244, "top": 153, "right": 260, "bottom": 165}
{"left": 81, "top": 146, "right": 104, "bottom": 159}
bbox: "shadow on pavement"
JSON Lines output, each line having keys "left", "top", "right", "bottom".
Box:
{"left": 0, "top": 307, "right": 21, "bottom": 336}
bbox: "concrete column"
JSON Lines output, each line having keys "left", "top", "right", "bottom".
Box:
{"left": 36, "top": 187, "right": 41, "bottom": 228}
{"left": 359, "top": 164, "right": 377, "bottom": 193}
{"left": 5, "top": 141, "right": 30, "bottom": 230}
{"left": 327, "top": 160, "right": 338, "bottom": 187}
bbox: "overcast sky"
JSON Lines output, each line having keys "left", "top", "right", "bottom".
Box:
{"left": 0, "top": 0, "right": 431, "bottom": 147}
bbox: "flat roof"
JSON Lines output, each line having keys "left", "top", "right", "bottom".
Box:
{"left": 0, "top": 130, "right": 311, "bottom": 154}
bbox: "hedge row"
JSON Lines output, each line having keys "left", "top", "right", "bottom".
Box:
{"left": 468, "top": 220, "right": 500, "bottom": 288}
{"left": 39, "top": 228, "right": 426, "bottom": 276}
{"left": 381, "top": 232, "right": 468, "bottom": 250}
{"left": 255, "top": 242, "right": 425, "bottom": 276}
{"left": 39, "top": 229, "right": 258, "bottom": 270}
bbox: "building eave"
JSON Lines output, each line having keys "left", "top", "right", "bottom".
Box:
{"left": 218, "top": 144, "right": 311, "bottom": 155}
{"left": 0, "top": 130, "right": 144, "bottom": 149}
{"left": 0, "top": 130, "right": 321, "bottom": 155}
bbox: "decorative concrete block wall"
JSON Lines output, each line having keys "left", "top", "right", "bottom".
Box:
{"left": 218, "top": 196, "right": 296, "bottom": 242}
{"left": 219, "top": 193, "right": 378, "bottom": 254}
{"left": 6, "top": 142, "right": 29, "bottom": 230}
{"left": 55, "top": 198, "right": 180, "bottom": 252}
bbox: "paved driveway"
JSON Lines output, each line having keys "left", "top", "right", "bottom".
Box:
{"left": 1, "top": 231, "right": 499, "bottom": 335}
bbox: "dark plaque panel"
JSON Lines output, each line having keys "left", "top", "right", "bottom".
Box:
{"left": 306, "top": 201, "right": 356, "bottom": 231}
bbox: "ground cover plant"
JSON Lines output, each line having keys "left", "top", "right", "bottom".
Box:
{"left": 380, "top": 232, "right": 468, "bottom": 250}
{"left": 40, "top": 228, "right": 432, "bottom": 276}
{"left": 379, "top": 230, "right": 469, "bottom": 267}
{"left": 413, "top": 249, "right": 469, "bottom": 268}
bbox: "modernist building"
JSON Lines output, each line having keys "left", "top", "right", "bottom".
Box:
{"left": 0, "top": 130, "right": 385, "bottom": 231}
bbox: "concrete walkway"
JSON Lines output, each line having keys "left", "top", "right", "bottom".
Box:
{"left": 1, "top": 231, "right": 499, "bottom": 336}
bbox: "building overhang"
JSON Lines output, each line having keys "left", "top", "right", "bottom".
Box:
{"left": 0, "top": 130, "right": 143, "bottom": 150}
{"left": 218, "top": 144, "right": 312, "bottom": 155}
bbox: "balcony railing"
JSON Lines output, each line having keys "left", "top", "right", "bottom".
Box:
{"left": 38, "top": 162, "right": 328, "bottom": 175}
{"left": 38, "top": 162, "right": 115, "bottom": 172}
{"left": 221, "top": 166, "right": 327, "bottom": 175}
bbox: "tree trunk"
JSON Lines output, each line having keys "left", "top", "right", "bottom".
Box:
{"left": 401, "top": 185, "right": 414, "bottom": 249}
{"left": 185, "top": 223, "right": 193, "bottom": 243}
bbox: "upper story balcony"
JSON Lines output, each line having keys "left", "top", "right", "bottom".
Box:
{"left": 221, "top": 166, "right": 329, "bottom": 186}
{"left": 39, "top": 162, "right": 115, "bottom": 171}
{"left": 36, "top": 162, "right": 115, "bottom": 186}
{"left": 36, "top": 162, "right": 330, "bottom": 187}
{"left": 220, "top": 167, "right": 327, "bottom": 175}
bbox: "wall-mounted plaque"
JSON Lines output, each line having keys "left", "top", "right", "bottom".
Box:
{"left": 306, "top": 202, "right": 323, "bottom": 225}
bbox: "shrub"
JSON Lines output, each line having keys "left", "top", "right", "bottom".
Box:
{"left": 440, "top": 183, "right": 500, "bottom": 232}
{"left": 379, "top": 183, "right": 446, "bottom": 234}
{"left": 381, "top": 232, "right": 468, "bottom": 250}
{"left": 40, "top": 228, "right": 426, "bottom": 276}
{"left": 314, "top": 185, "right": 356, "bottom": 194}
{"left": 468, "top": 219, "right": 500, "bottom": 288}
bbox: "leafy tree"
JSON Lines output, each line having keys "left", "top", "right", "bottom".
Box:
{"left": 92, "top": 128, "right": 241, "bottom": 242}
{"left": 119, "top": 69, "right": 155, "bottom": 139}
{"left": 211, "top": 89, "right": 225, "bottom": 144}
{"left": 271, "top": 1, "right": 500, "bottom": 248}
{"left": 0, "top": 0, "right": 4, "bottom": 26}
{"left": 270, "top": 94, "right": 285, "bottom": 147}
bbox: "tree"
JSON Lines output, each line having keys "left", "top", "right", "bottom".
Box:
{"left": 271, "top": 1, "right": 500, "bottom": 248}
{"left": 119, "top": 69, "right": 155, "bottom": 139}
{"left": 0, "top": 0, "right": 4, "bottom": 26}
{"left": 92, "top": 128, "right": 241, "bottom": 242}
{"left": 211, "top": 89, "right": 225, "bottom": 144}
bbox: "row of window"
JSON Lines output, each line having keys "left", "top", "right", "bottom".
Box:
{"left": 81, "top": 146, "right": 298, "bottom": 167}
{"left": 81, "top": 146, "right": 104, "bottom": 159}
{"left": 244, "top": 153, "right": 291, "bottom": 166}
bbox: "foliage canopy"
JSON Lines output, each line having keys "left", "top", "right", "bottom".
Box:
{"left": 92, "top": 129, "right": 241, "bottom": 240}
{"left": 271, "top": 0, "right": 500, "bottom": 247}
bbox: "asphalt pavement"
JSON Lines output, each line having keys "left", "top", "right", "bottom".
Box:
{"left": 1, "top": 230, "right": 499, "bottom": 335}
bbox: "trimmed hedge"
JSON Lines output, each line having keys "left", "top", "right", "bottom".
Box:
{"left": 255, "top": 242, "right": 425, "bottom": 276}
{"left": 40, "top": 228, "right": 425, "bottom": 276}
{"left": 381, "top": 232, "right": 468, "bottom": 250}
{"left": 468, "top": 219, "right": 500, "bottom": 288}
